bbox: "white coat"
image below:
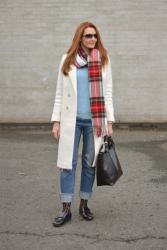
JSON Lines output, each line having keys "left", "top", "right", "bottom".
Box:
{"left": 51, "top": 54, "right": 115, "bottom": 169}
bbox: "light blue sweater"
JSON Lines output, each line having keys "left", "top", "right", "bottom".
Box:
{"left": 77, "top": 66, "right": 92, "bottom": 119}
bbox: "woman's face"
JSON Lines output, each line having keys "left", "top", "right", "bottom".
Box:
{"left": 81, "top": 27, "right": 97, "bottom": 50}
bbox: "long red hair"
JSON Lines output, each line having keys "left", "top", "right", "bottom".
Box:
{"left": 61, "top": 22, "right": 108, "bottom": 75}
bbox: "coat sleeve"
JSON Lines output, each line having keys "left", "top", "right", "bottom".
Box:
{"left": 50, "top": 55, "right": 66, "bottom": 122}
{"left": 105, "top": 55, "right": 115, "bottom": 122}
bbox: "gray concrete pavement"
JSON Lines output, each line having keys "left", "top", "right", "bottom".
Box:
{"left": 0, "top": 127, "right": 167, "bottom": 250}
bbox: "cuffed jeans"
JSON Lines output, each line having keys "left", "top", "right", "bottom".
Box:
{"left": 60, "top": 117, "right": 95, "bottom": 203}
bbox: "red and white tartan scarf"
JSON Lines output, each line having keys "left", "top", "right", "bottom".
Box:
{"left": 75, "top": 47, "right": 106, "bottom": 137}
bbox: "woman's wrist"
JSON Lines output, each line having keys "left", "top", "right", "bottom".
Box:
{"left": 107, "top": 121, "right": 113, "bottom": 124}
{"left": 53, "top": 121, "right": 60, "bottom": 126}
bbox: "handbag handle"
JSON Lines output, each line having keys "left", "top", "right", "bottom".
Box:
{"left": 99, "top": 135, "right": 112, "bottom": 153}
{"left": 98, "top": 135, "right": 115, "bottom": 154}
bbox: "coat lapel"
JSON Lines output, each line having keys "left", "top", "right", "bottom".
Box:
{"left": 69, "top": 65, "right": 77, "bottom": 94}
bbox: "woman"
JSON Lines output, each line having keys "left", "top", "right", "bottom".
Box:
{"left": 51, "top": 22, "right": 115, "bottom": 227}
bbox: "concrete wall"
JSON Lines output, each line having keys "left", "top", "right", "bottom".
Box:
{"left": 0, "top": 0, "right": 167, "bottom": 123}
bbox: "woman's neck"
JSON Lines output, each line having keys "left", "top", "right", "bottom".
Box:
{"left": 81, "top": 45, "right": 90, "bottom": 55}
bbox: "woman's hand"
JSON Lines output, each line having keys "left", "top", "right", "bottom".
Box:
{"left": 52, "top": 122, "right": 60, "bottom": 140}
{"left": 107, "top": 122, "right": 113, "bottom": 137}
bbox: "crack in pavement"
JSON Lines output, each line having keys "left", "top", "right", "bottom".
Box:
{"left": 0, "top": 231, "right": 167, "bottom": 243}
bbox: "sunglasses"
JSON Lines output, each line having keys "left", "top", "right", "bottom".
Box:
{"left": 82, "top": 34, "right": 97, "bottom": 39}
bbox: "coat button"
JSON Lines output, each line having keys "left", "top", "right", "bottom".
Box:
{"left": 66, "top": 106, "right": 69, "bottom": 110}
{"left": 68, "top": 93, "right": 71, "bottom": 97}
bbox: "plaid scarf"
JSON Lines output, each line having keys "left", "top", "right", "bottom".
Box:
{"left": 75, "top": 47, "right": 106, "bottom": 137}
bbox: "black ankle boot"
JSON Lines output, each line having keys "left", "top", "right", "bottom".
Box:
{"left": 53, "top": 202, "right": 72, "bottom": 227}
{"left": 79, "top": 199, "right": 94, "bottom": 221}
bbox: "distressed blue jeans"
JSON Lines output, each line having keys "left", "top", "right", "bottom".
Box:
{"left": 60, "top": 117, "right": 95, "bottom": 203}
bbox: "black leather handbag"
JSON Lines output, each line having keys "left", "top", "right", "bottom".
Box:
{"left": 96, "top": 136, "right": 123, "bottom": 186}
